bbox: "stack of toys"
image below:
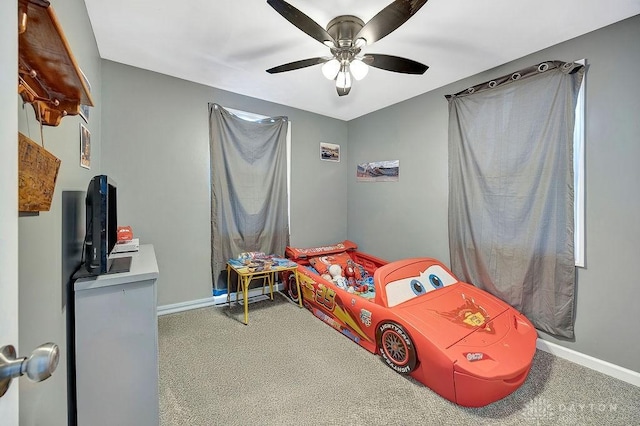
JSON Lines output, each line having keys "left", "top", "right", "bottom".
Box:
{"left": 309, "top": 255, "right": 374, "bottom": 297}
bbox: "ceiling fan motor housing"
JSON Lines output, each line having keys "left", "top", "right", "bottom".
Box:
{"left": 326, "top": 15, "right": 365, "bottom": 47}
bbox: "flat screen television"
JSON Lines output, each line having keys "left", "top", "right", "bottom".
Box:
{"left": 82, "top": 175, "right": 130, "bottom": 276}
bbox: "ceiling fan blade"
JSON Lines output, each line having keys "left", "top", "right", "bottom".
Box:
{"left": 266, "top": 57, "right": 330, "bottom": 74}
{"left": 362, "top": 54, "right": 428, "bottom": 74}
{"left": 267, "top": 0, "right": 336, "bottom": 47}
{"left": 355, "top": 0, "right": 428, "bottom": 45}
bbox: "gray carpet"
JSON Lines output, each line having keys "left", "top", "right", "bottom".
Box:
{"left": 158, "top": 293, "right": 640, "bottom": 425}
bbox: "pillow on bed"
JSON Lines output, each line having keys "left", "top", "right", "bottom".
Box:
{"left": 285, "top": 240, "right": 357, "bottom": 260}
{"left": 308, "top": 252, "right": 353, "bottom": 275}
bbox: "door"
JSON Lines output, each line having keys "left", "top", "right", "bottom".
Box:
{"left": 1, "top": 0, "right": 19, "bottom": 422}
{"left": 0, "top": 254, "right": 19, "bottom": 422}
{"left": 0, "top": 112, "right": 20, "bottom": 419}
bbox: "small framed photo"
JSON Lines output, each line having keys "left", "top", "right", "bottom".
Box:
{"left": 79, "top": 104, "right": 90, "bottom": 123}
{"left": 79, "top": 68, "right": 91, "bottom": 123}
{"left": 80, "top": 123, "right": 91, "bottom": 169}
{"left": 320, "top": 142, "right": 340, "bottom": 162}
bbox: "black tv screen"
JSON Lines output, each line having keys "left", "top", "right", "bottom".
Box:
{"left": 84, "top": 175, "right": 118, "bottom": 275}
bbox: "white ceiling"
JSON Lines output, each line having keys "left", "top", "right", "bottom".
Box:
{"left": 83, "top": 0, "right": 640, "bottom": 121}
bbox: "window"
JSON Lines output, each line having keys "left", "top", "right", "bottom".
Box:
{"left": 225, "top": 108, "right": 292, "bottom": 234}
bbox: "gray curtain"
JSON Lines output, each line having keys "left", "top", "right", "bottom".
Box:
{"left": 208, "top": 103, "right": 289, "bottom": 290}
{"left": 446, "top": 61, "right": 584, "bottom": 338}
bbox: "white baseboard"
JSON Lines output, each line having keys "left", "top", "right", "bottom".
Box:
{"left": 158, "top": 294, "right": 638, "bottom": 388}
{"left": 536, "top": 339, "right": 639, "bottom": 387}
{"left": 157, "top": 296, "right": 218, "bottom": 316}
{"left": 157, "top": 283, "right": 284, "bottom": 316}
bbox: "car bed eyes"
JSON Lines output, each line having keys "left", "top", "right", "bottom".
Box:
{"left": 429, "top": 274, "right": 444, "bottom": 289}
{"left": 384, "top": 264, "right": 458, "bottom": 307}
{"left": 411, "top": 279, "right": 426, "bottom": 296}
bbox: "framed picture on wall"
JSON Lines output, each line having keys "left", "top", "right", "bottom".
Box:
{"left": 357, "top": 160, "right": 399, "bottom": 182}
{"left": 79, "top": 68, "right": 91, "bottom": 123}
{"left": 320, "top": 142, "right": 340, "bottom": 162}
{"left": 79, "top": 104, "right": 90, "bottom": 123}
{"left": 80, "top": 123, "right": 91, "bottom": 169}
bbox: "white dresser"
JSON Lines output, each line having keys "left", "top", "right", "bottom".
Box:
{"left": 74, "top": 244, "right": 159, "bottom": 426}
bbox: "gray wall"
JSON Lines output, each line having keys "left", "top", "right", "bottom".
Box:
{"left": 16, "top": 0, "right": 102, "bottom": 424}
{"left": 347, "top": 15, "right": 640, "bottom": 372}
{"left": 100, "top": 61, "right": 349, "bottom": 305}
{"left": 347, "top": 92, "right": 451, "bottom": 263}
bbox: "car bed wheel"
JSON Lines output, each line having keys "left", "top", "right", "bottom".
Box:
{"left": 286, "top": 272, "right": 299, "bottom": 303}
{"left": 377, "top": 322, "right": 417, "bottom": 374}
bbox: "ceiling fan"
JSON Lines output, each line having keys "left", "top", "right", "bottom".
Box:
{"left": 266, "top": 0, "right": 429, "bottom": 96}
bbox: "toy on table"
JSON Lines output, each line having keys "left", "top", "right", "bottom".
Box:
{"left": 117, "top": 226, "right": 133, "bottom": 241}
{"left": 236, "top": 251, "right": 276, "bottom": 272}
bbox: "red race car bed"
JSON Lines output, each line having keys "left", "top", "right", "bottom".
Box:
{"left": 281, "top": 241, "right": 537, "bottom": 407}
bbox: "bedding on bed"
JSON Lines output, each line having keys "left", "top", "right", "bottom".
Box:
{"left": 286, "top": 243, "right": 375, "bottom": 299}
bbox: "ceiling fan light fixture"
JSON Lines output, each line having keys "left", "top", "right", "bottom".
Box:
{"left": 350, "top": 58, "right": 369, "bottom": 80}
{"left": 354, "top": 37, "right": 367, "bottom": 49}
{"left": 321, "top": 59, "right": 340, "bottom": 80}
{"left": 336, "top": 67, "right": 352, "bottom": 90}
{"left": 336, "top": 85, "right": 351, "bottom": 97}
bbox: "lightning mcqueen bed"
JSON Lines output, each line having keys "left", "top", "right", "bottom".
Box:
{"left": 281, "top": 241, "right": 537, "bottom": 407}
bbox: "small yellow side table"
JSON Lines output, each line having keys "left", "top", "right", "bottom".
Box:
{"left": 226, "top": 258, "right": 302, "bottom": 325}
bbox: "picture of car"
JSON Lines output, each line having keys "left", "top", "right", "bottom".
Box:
{"left": 282, "top": 243, "right": 537, "bottom": 407}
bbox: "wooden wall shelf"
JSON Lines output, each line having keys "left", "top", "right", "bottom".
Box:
{"left": 18, "top": 0, "right": 94, "bottom": 126}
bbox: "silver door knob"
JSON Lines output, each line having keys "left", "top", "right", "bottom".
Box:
{"left": 0, "top": 343, "right": 59, "bottom": 397}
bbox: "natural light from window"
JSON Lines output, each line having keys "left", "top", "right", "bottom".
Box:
{"left": 574, "top": 59, "right": 586, "bottom": 267}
